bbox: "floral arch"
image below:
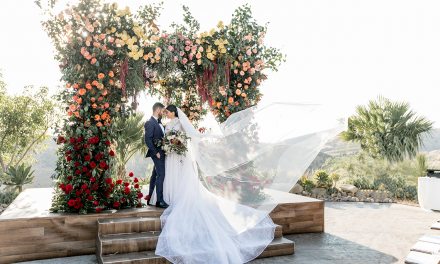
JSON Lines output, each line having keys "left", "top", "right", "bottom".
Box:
{"left": 41, "top": 0, "right": 285, "bottom": 214}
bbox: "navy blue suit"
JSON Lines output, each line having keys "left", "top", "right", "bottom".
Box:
{"left": 144, "top": 116, "right": 166, "bottom": 203}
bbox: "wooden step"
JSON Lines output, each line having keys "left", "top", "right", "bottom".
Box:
{"left": 97, "top": 216, "right": 162, "bottom": 236}
{"left": 411, "top": 241, "right": 440, "bottom": 254}
{"left": 98, "top": 237, "right": 294, "bottom": 264}
{"left": 432, "top": 223, "right": 440, "bottom": 230}
{"left": 420, "top": 234, "right": 440, "bottom": 245}
{"left": 404, "top": 251, "right": 440, "bottom": 264}
{"left": 274, "top": 224, "right": 282, "bottom": 238}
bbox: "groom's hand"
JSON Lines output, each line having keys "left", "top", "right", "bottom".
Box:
{"left": 156, "top": 153, "right": 161, "bottom": 159}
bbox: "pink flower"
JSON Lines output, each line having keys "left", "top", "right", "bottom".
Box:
{"left": 58, "top": 13, "right": 64, "bottom": 19}
{"left": 168, "top": 46, "right": 174, "bottom": 51}
{"left": 192, "top": 46, "right": 197, "bottom": 51}
{"left": 161, "top": 34, "right": 165, "bottom": 39}
{"left": 165, "top": 34, "right": 169, "bottom": 38}
{"left": 180, "top": 36, "right": 184, "bottom": 41}
{"left": 189, "top": 53, "right": 193, "bottom": 60}
{"left": 64, "top": 8, "right": 71, "bottom": 15}
{"left": 185, "top": 46, "right": 190, "bottom": 51}
{"left": 99, "top": 34, "right": 106, "bottom": 40}
{"left": 182, "top": 58, "right": 188, "bottom": 64}
{"left": 107, "top": 50, "right": 114, "bottom": 55}
{"left": 146, "top": 82, "right": 149, "bottom": 87}
{"left": 115, "top": 39, "right": 121, "bottom": 44}
{"left": 173, "top": 56, "right": 178, "bottom": 62}
{"left": 180, "top": 51, "right": 184, "bottom": 56}
{"left": 85, "top": 41, "right": 91, "bottom": 47}
{"left": 246, "top": 49, "right": 252, "bottom": 55}
{"left": 172, "top": 39, "right": 176, "bottom": 44}
{"left": 185, "top": 40, "right": 190, "bottom": 45}
{"left": 109, "top": 37, "right": 114, "bottom": 42}
{"left": 177, "top": 31, "right": 181, "bottom": 36}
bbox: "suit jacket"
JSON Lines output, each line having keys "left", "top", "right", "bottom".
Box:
{"left": 144, "top": 117, "right": 165, "bottom": 158}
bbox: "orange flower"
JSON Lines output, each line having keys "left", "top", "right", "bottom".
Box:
{"left": 101, "top": 112, "right": 108, "bottom": 120}
{"left": 109, "top": 80, "right": 114, "bottom": 86}
{"left": 95, "top": 115, "right": 100, "bottom": 121}
{"left": 104, "top": 102, "right": 109, "bottom": 108}
{"left": 98, "top": 97, "right": 103, "bottom": 101}
{"left": 96, "top": 122, "right": 102, "bottom": 127}
{"left": 235, "top": 89, "right": 241, "bottom": 95}
{"left": 91, "top": 97, "right": 96, "bottom": 102}
{"left": 109, "top": 71, "right": 114, "bottom": 77}
{"left": 67, "top": 110, "right": 73, "bottom": 116}
{"left": 97, "top": 83, "right": 104, "bottom": 89}
{"left": 235, "top": 101, "right": 239, "bottom": 106}
{"left": 72, "top": 83, "right": 79, "bottom": 89}
{"left": 91, "top": 58, "right": 97, "bottom": 64}
{"left": 78, "top": 89, "right": 86, "bottom": 95}
{"left": 234, "top": 70, "right": 238, "bottom": 74}
{"left": 69, "top": 104, "right": 76, "bottom": 111}
{"left": 238, "top": 55, "right": 242, "bottom": 60}
{"left": 245, "top": 85, "right": 249, "bottom": 89}
{"left": 115, "top": 107, "right": 120, "bottom": 111}
{"left": 73, "top": 95, "right": 78, "bottom": 101}
{"left": 241, "top": 93, "right": 246, "bottom": 98}
{"left": 98, "top": 73, "right": 105, "bottom": 79}
{"left": 92, "top": 103, "right": 98, "bottom": 108}
{"left": 84, "top": 121, "right": 90, "bottom": 127}
{"left": 121, "top": 97, "right": 126, "bottom": 101}
{"left": 92, "top": 80, "right": 98, "bottom": 86}
{"left": 237, "top": 83, "right": 242, "bottom": 88}
{"left": 74, "top": 112, "right": 80, "bottom": 117}
{"left": 77, "top": 98, "right": 82, "bottom": 104}
{"left": 228, "top": 97, "right": 234, "bottom": 104}
{"left": 66, "top": 83, "right": 71, "bottom": 88}
{"left": 226, "top": 112, "right": 230, "bottom": 117}
{"left": 102, "top": 89, "right": 108, "bottom": 96}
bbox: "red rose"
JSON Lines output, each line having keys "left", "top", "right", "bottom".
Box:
{"left": 125, "top": 187, "right": 130, "bottom": 194}
{"left": 66, "top": 184, "right": 73, "bottom": 192}
{"left": 110, "top": 183, "right": 115, "bottom": 188}
{"left": 90, "top": 162, "right": 96, "bottom": 168}
{"left": 59, "top": 183, "right": 65, "bottom": 190}
{"left": 94, "top": 136, "right": 99, "bottom": 143}
{"left": 87, "top": 195, "right": 93, "bottom": 201}
{"left": 90, "top": 177, "right": 96, "bottom": 183}
{"left": 75, "top": 169, "right": 81, "bottom": 174}
{"left": 122, "top": 198, "right": 126, "bottom": 203}
{"left": 105, "top": 178, "right": 112, "bottom": 184}
{"left": 76, "top": 190, "right": 81, "bottom": 196}
{"left": 109, "top": 150, "right": 115, "bottom": 156}
{"left": 177, "top": 141, "right": 181, "bottom": 146}
{"left": 86, "top": 189, "right": 91, "bottom": 194}
{"left": 137, "top": 203, "right": 142, "bottom": 208}
{"left": 76, "top": 138, "right": 81, "bottom": 143}
{"left": 105, "top": 140, "right": 110, "bottom": 145}
{"left": 88, "top": 138, "right": 94, "bottom": 144}
{"left": 116, "top": 179, "right": 123, "bottom": 185}
{"left": 66, "top": 156, "right": 72, "bottom": 161}
{"left": 82, "top": 167, "right": 88, "bottom": 173}
{"left": 74, "top": 146, "right": 78, "bottom": 151}
{"left": 129, "top": 172, "right": 134, "bottom": 177}
{"left": 93, "top": 201, "right": 99, "bottom": 206}
{"left": 74, "top": 204, "right": 80, "bottom": 209}
{"left": 138, "top": 192, "right": 143, "bottom": 199}
{"left": 170, "top": 139, "right": 174, "bottom": 144}
{"left": 134, "top": 184, "right": 139, "bottom": 189}
{"left": 86, "top": 172, "right": 92, "bottom": 177}
{"left": 63, "top": 140, "right": 67, "bottom": 144}
{"left": 113, "top": 202, "right": 120, "bottom": 207}
{"left": 96, "top": 207, "right": 102, "bottom": 213}
{"left": 106, "top": 165, "right": 110, "bottom": 170}
{"left": 74, "top": 162, "right": 80, "bottom": 167}
{"left": 124, "top": 182, "right": 130, "bottom": 187}
{"left": 69, "top": 138, "right": 75, "bottom": 143}
{"left": 84, "top": 155, "right": 90, "bottom": 161}
{"left": 81, "top": 184, "right": 88, "bottom": 190}
{"left": 84, "top": 144, "right": 89, "bottom": 149}
{"left": 76, "top": 197, "right": 81, "bottom": 204}
{"left": 77, "top": 145, "right": 82, "bottom": 150}
{"left": 134, "top": 177, "right": 139, "bottom": 183}
{"left": 67, "top": 176, "right": 72, "bottom": 181}
{"left": 68, "top": 199, "right": 75, "bottom": 207}
{"left": 207, "top": 177, "right": 212, "bottom": 182}
{"left": 95, "top": 155, "right": 101, "bottom": 161}
{"left": 58, "top": 136, "right": 64, "bottom": 141}
{"left": 66, "top": 150, "right": 71, "bottom": 154}
{"left": 92, "top": 184, "right": 98, "bottom": 190}
{"left": 100, "top": 161, "right": 106, "bottom": 168}
{"left": 105, "top": 192, "right": 109, "bottom": 198}
{"left": 145, "top": 195, "right": 150, "bottom": 200}
{"left": 106, "top": 187, "right": 112, "bottom": 192}
{"left": 265, "top": 180, "right": 269, "bottom": 185}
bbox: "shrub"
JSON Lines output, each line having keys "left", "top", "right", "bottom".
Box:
{"left": 330, "top": 172, "right": 340, "bottom": 187}
{"left": 315, "top": 170, "right": 331, "bottom": 188}
{"left": 0, "top": 190, "right": 19, "bottom": 205}
{"left": 301, "top": 179, "right": 316, "bottom": 192}
{"left": 327, "top": 187, "right": 339, "bottom": 195}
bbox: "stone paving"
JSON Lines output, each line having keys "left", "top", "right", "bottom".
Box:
{"left": 18, "top": 202, "right": 440, "bottom": 264}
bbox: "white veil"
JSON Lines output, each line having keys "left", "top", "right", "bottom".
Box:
{"left": 176, "top": 102, "right": 347, "bottom": 226}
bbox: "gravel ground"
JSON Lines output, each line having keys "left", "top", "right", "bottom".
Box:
{"left": 18, "top": 202, "right": 440, "bottom": 264}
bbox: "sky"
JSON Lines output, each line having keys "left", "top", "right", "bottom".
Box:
{"left": 1, "top": 0, "right": 440, "bottom": 126}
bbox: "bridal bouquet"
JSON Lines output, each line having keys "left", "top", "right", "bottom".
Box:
{"left": 157, "top": 129, "right": 190, "bottom": 156}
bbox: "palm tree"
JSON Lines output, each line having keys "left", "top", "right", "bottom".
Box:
{"left": 4, "top": 163, "right": 34, "bottom": 192}
{"left": 113, "top": 112, "right": 147, "bottom": 179}
{"left": 339, "top": 96, "right": 433, "bottom": 163}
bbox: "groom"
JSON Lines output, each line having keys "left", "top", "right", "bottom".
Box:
{"left": 144, "top": 102, "right": 169, "bottom": 208}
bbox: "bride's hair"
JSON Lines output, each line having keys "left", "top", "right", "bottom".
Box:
{"left": 166, "top": 104, "right": 179, "bottom": 118}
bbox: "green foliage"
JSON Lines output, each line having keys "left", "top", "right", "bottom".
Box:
{"left": 327, "top": 187, "right": 339, "bottom": 195}
{"left": 0, "top": 72, "right": 61, "bottom": 181}
{"left": 0, "top": 190, "right": 19, "bottom": 205}
{"left": 339, "top": 96, "right": 433, "bottom": 163}
{"left": 315, "top": 170, "right": 331, "bottom": 188}
{"left": 301, "top": 178, "right": 316, "bottom": 192}
{"left": 3, "top": 163, "right": 35, "bottom": 193}
{"left": 330, "top": 172, "right": 340, "bottom": 187}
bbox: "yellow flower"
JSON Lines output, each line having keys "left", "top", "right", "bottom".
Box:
{"left": 197, "top": 59, "right": 202, "bottom": 65}
{"left": 219, "top": 44, "right": 224, "bottom": 49}
{"left": 106, "top": 29, "right": 111, "bottom": 34}
{"left": 111, "top": 27, "right": 116, "bottom": 33}
{"left": 212, "top": 50, "right": 217, "bottom": 55}
{"left": 133, "top": 55, "right": 139, "bottom": 60}
{"left": 206, "top": 48, "right": 211, "bottom": 53}
{"left": 196, "top": 39, "right": 201, "bottom": 44}
{"left": 134, "top": 28, "right": 141, "bottom": 36}
{"left": 134, "top": 22, "right": 139, "bottom": 27}
{"left": 217, "top": 21, "right": 223, "bottom": 27}
{"left": 120, "top": 40, "right": 125, "bottom": 46}
{"left": 196, "top": 53, "right": 201, "bottom": 59}
{"left": 117, "top": 9, "right": 124, "bottom": 16}
{"left": 112, "top": 2, "right": 118, "bottom": 9}
{"left": 132, "top": 45, "right": 139, "bottom": 52}
{"left": 223, "top": 39, "right": 229, "bottom": 44}
{"left": 228, "top": 24, "right": 232, "bottom": 29}
{"left": 221, "top": 48, "right": 226, "bottom": 54}
{"left": 121, "top": 34, "right": 128, "bottom": 41}
{"left": 142, "top": 35, "right": 148, "bottom": 40}
{"left": 125, "top": 6, "right": 130, "bottom": 11}
{"left": 128, "top": 52, "right": 134, "bottom": 57}
{"left": 207, "top": 53, "right": 213, "bottom": 60}
{"left": 209, "top": 28, "right": 215, "bottom": 35}
{"left": 214, "top": 40, "right": 220, "bottom": 45}
{"left": 132, "top": 36, "right": 137, "bottom": 42}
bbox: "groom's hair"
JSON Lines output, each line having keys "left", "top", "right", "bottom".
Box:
{"left": 152, "top": 102, "right": 165, "bottom": 113}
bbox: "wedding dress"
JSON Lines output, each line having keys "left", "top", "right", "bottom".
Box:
{"left": 151, "top": 114, "right": 276, "bottom": 264}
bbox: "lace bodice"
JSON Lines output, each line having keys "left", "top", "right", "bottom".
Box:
{"left": 165, "top": 118, "right": 185, "bottom": 133}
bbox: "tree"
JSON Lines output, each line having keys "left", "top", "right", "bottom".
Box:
{"left": 339, "top": 96, "right": 433, "bottom": 163}
{"left": 4, "top": 163, "right": 35, "bottom": 193}
{"left": 113, "top": 113, "right": 147, "bottom": 179}
{"left": 0, "top": 71, "right": 61, "bottom": 188}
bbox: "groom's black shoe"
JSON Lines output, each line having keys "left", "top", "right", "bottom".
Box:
{"left": 156, "top": 201, "right": 169, "bottom": 208}
{"left": 146, "top": 199, "right": 151, "bottom": 206}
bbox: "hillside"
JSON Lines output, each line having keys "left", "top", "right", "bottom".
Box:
{"left": 16, "top": 128, "right": 440, "bottom": 189}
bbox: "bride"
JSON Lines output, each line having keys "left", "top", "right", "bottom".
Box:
{"left": 149, "top": 104, "right": 278, "bottom": 264}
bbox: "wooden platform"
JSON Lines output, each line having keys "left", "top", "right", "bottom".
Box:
{"left": 0, "top": 188, "right": 324, "bottom": 264}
